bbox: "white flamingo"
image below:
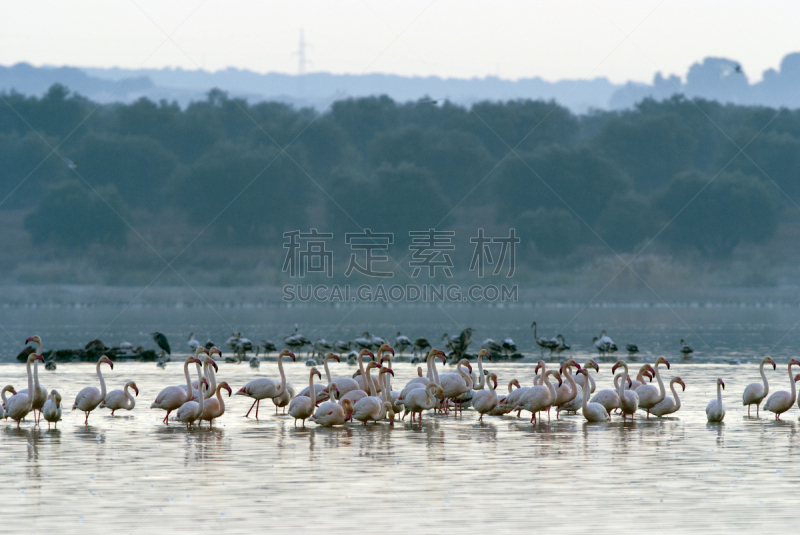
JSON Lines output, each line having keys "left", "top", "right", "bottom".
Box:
{"left": 288, "top": 367, "right": 322, "bottom": 427}
{"left": 72, "top": 355, "right": 114, "bottom": 425}
{"left": 187, "top": 332, "right": 200, "bottom": 352}
{"left": 503, "top": 361, "right": 546, "bottom": 417}
{"left": 742, "top": 356, "right": 776, "bottom": 416}
{"left": 650, "top": 377, "right": 685, "bottom": 418}
{"left": 611, "top": 361, "right": 639, "bottom": 421}
{"left": 234, "top": 349, "right": 296, "bottom": 419}
{"left": 514, "top": 370, "right": 562, "bottom": 425}
{"left": 573, "top": 359, "right": 599, "bottom": 393}
{"left": 298, "top": 353, "right": 339, "bottom": 403}
{"left": 99, "top": 381, "right": 139, "bottom": 416}
{"left": 399, "top": 349, "right": 445, "bottom": 399}
{"left": 311, "top": 387, "right": 354, "bottom": 427}
{"left": 200, "top": 381, "right": 232, "bottom": 428}
{"left": 399, "top": 383, "right": 443, "bottom": 423}
{"left": 553, "top": 359, "right": 581, "bottom": 418}
{"left": 332, "top": 349, "right": 374, "bottom": 397}
{"left": 590, "top": 373, "right": 630, "bottom": 414}
{"left": 579, "top": 369, "right": 610, "bottom": 423}
{"left": 439, "top": 359, "right": 474, "bottom": 415}
{"left": 5, "top": 353, "right": 43, "bottom": 427}
{"left": 1, "top": 385, "right": 17, "bottom": 420}
{"left": 42, "top": 389, "right": 62, "bottom": 428}
{"left": 487, "top": 380, "right": 521, "bottom": 416}
{"left": 353, "top": 367, "right": 393, "bottom": 425}
{"left": 189, "top": 348, "right": 221, "bottom": 399}
{"left": 472, "top": 372, "right": 498, "bottom": 421}
{"left": 151, "top": 355, "right": 204, "bottom": 424}
{"left": 763, "top": 359, "right": 800, "bottom": 420}
{"left": 635, "top": 357, "right": 670, "bottom": 418}
{"left": 19, "top": 335, "right": 47, "bottom": 425}
{"left": 706, "top": 378, "right": 725, "bottom": 422}
{"left": 174, "top": 378, "right": 208, "bottom": 429}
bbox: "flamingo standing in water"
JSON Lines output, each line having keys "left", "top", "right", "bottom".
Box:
{"left": 200, "top": 381, "right": 232, "bottom": 428}
{"left": 288, "top": 367, "right": 322, "bottom": 427}
{"left": 399, "top": 383, "right": 442, "bottom": 423}
{"left": 611, "top": 361, "right": 639, "bottom": 421}
{"left": 763, "top": 359, "right": 800, "bottom": 420}
{"left": 472, "top": 373, "right": 498, "bottom": 421}
{"left": 174, "top": 378, "right": 208, "bottom": 429}
{"left": 1, "top": 385, "right": 17, "bottom": 420}
{"left": 235, "top": 349, "right": 296, "bottom": 419}
{"left": 742, "top": 356, "right": 776, "bottom": 416}
{"left": 18, "top": 336, "right": 47, "bottom": 425}
{"left": 5, "top": 353, "right": 44, "bottom": 428}
{"left": 151, "top": 354, "right": 205, "bottom": 424}
{"left": 635, "top": 357, "right": 670, "bottom": 418}
{"left": 42, "top": 390, "right": 63, "bottom": 428}
{"left": 100, "top": 381, "right": 139, "bottom": 416}
{"left": 650, "top": 377, "right": 685, "bottom": 418}
{"left": 579, "top": 369, "right": 610, "bottom": 423}
{"left": 310, "top": 386, "right": 354, "bottom": 427}
{"left": 72, "top": 355, "right": 114, "bottom": 425}
{"left": 706, "top": 378, "right": 726, "bottom": 422}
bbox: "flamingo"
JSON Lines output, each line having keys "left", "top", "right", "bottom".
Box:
{"left": 235, "top": 349, "right": 296, "bottom": 419}
{"left": 99, "top": 381, "right": 139, "bottom": 416}
{"left": 5, "top": 353, "right": 43, "bottom": 427}
{"left": 311, "top": 386, "right": 354, "bottom": 427}
{"left": 706, "top": 378, "right": 726, "bottom": 422}
{"left": 72, "top": 355, "right": 114, "bottom": 425}
{"left": 553, "top": 359, "right": 581, "bottom": 418}
{"left": 763, "top": 359, "right": 800, "bottom": 420}
{"left": 151, "top": 355, "right": 205, "bottom": 424}
{"left": 629, "top": 365, "right": 654, "bottom": 390}
{"left": 554, "top": 334, "right": 570, "bottom": 355}
{"left": 590, "top": 373, "right": 631, "bottom": 414}
{"left": 503, "top": 361, "right": 545, "bottom": 417}
{"left": 355, "top": 348, "right": 383, "bottom": 394}
{"left": 19, "top": 336, "right": 47, "bottom": 425}
{"left": 353, "top": 367, "right": 393, "bottom": 425}
{"left": 340, "top": 361, "right": 379, "bottom": 406}
{"left": 412, "top": 337, "right": 431, "bottom": 356}
{"left": 514, "top": 369, "right": 562, "bottom": 424}
{"left": 481, "top": 338, "right": 502, "bottom": 355}
{"left": 472, "top": 372, "right": 499, "bottom": 421}
{"left": 378, "top": 348, "right": 403, "bottom": 416}
{"left": 200, "top": 382, "right": 232, "bottom": 428}
{"left": 578, "top": 369, "right": 610, "bottom": 422}
{"left": 399, "top": 383, "right": 442, "bottom": 423}
{"left": 611, "top": 361, "right": 639, "bottom": 421}
{"left": 185, "top": 347, "right": 216, "bottom": 398}
{"left": 742, "top": 356, "right": 776, "bottom": 416}
{"left": 487, "top": 380, "right": 521, "bottom": 416}
{"left": 42, "top": 390, "right": 62, "bottom": 428}
{"left": 573, "top": 359, "right": 599, "bottom": 393}
{"left": 650, "top": 377, "right": 685, "bottom": 418}
{"left": 439, "top": 359, "right": 473, "bottom": 415}
{"left": 1, "top": 385, "right": 17, "bottom": 420}
{"left": 298, "top": 353, "right": 338, "bottom": 403}
{"left": 399, "top": 349, "right": 445, "bottom": 399}
{"left": 174, "top": 378, "right": 208, "bottom": 429}
{"left": 288, "top": 367, "right": 322, "bottom": 427}
{"left": 331, "top": 349, "right": 373, "bottom": 396}
{"left": 635, "top": 357, "right": 670, "bottom": 418}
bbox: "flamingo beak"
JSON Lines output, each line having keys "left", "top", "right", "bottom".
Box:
{"left": 664, "top": 359, "right": 671, "bottom": 369}
{"left": 388, "top": 348, "right": 395, "bottom": 355}
{"left": 26, "top": 336, "right": 35, "bottom": 343}
{"left": 289, "top": 352, "right": 296, "bottom": 361}
{"left": 226, "top": 385, "right": 232, "bottom": 396}
{"left": 720, "top": 380, "right": 725, "bottom": 389}
{"left": 680, "top": 381, "right": 685, "bottom": 391}
{"left": 367, "top": 351, "right": 375, "bottom": 361}
{"left": 388, "top": 369, "right": 394, "bottom": 376}
{"left": 334, "top": 355, "right": 340, "bottom": 362}
{"left": 35, "top": 354, "right": 44, "bottom": 362}
{"left": 493, "top": 378, "right": 498, "bottom": 389}
{"left": 211, "top": 360, "right": 219, "bottom": 372}
{"left": 611, "top": 363, "right": 619, "bottom": 373}
{"left": 193, "top": 358, "right": 202, "bottom": 364}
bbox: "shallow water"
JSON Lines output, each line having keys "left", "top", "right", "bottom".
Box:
{"left": 3, "top": 359, "right": 800, "bottom": 534}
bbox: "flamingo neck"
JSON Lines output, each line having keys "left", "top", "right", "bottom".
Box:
{"left": 1, "top": 385, "right": 14, "bottom": 404}
{"left": 507, "top": 381, "right": 516, "bottom": 393}
{"left": 323, "top": 357, "right": 332, "bottom": 384}
{"left": 365, "top": 366, "right": 376, "bottom": 397}
{"left": 588, "top": 372, "right": 596, "bottom": 392}
{"left": 789, "top": 363, "right": 797, "bottom": 403}
{"left": 542, "top": 372, "right": 556, "bottom": 402}
{"left": 216, "top": 385, "right": 226, "bottom": 413}
{"left": 309, "top": 372, "right": 317, "bottom": 406}
{"left": 581, "top": 375, "right": 590, "bottom": 412}
{"left": 183, "top": 360, "right": 193, "bottom": 395}
{"left": 654, "top": 363, "right": 666, "bottom": 402}
{"left": 424, "top": 384, "right": 436, "bottom": 409}
{"left": 760, "top": 360, "right": 769, "bottom": 396}
{"left": 563, "top": 365, "right": 577, "bottom": 397}
{"left": 276, "top": 355, "right": 287, "bottom": 396}
{"left": 26, "top": 358, "right": 34, "bottom": 405}
{"left": 457, "top": 363, "right": 473, "bottom": 390}
{"left": 33, "top": 360, "right": 41, "bottom": 391}
{"left": 426, "top": 353, "right": 434, "bottom": 381}
{"left": 535, "top": 362, "right": 546, "bottom": 386}
{"left": 670, "top": 380, "right": 681, "bottom": 410}
{"left": 205, "top": 362, "right": 217, "bottom": 399}
{"left": 717, "top": 382, "right": 723, "bottom": 405}
{"left": 124, "top": 384, "right": 135, "bottom": 409}
{"left": 96, "top": 361, "right": 108, "bottom": 400}
{"left": 475, "top": 356, "right": 485, "bottom": 390}
{"left": 431, "top": 355, "right": 440, "bottom": 385}
{"left": 617, "top": 365, "right": 628, "bottom": 399}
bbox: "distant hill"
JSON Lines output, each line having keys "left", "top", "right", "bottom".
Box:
{"left": 2, "top": 51, "right": 800, "bottom": 111}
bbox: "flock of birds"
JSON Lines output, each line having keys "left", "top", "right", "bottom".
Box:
{"left": 4, "top": 332, "right": 800, "bottom": 431}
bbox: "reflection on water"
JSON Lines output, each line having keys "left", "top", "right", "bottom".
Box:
{"left": 1, "top": 361, "right": 800, "bottom": 533}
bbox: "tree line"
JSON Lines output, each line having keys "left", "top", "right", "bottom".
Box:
{"left": 0, "top": 84, "right": 794, "bottom": 272}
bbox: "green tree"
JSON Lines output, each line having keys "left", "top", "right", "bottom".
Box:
{"left": 514, "top": 207, "right": 583, "bottom": 258}
{"left": 24, "top": 180, "right": 129, "bottom": 248}
{"left": 655, "top": 170, "right": 779, "bottom": 256}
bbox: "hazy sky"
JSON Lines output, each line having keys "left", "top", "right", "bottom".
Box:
{"left": 1, "top": 1, "right": 798, "bottom": 83}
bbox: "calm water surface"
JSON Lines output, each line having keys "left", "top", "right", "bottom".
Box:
{"left": 2, "top": 360, "right": 800, "bottom": 534}
{"left": 2, "top": 295, "right": 800, "bottom": 532}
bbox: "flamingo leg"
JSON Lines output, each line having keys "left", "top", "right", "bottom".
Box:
{"left": 748, "top": 405, "right": 751, "bottom": 416}
{"left": 245, "top": 399, "right": 257, "bottom": 417}
{"left": 84, "top": 412, "right": 89, "bottom": 425}
{"left": 479, "top": 413, "right": 483, "bottom": 422}
{"left": 255, "top": 400, "right": 260, "bottom": 419}
{"left": 756, "top": 404, "right": 759, "bottom": 417}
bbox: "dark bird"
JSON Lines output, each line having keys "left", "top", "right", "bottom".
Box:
{"left": 501, "top": 338, "right": 517, "bottom": 356}
{"left": 626, "top": 344, "right": 639, "bottom": 356}
{"left": 554, "top": 334, "right": 570, "bottom": 355}
{"left": 481, "top": 338, "right": 503, "bottom": 355}
{"left": 151, "top": 332, "right": 171, "bottom": 355}
{"left": 412, "top": 337, "right": 431, "bottom": 355}
{"left": 531, "top": 321, "right": 558, "bottom": 356}
{"left": 680, "top": 339, "right": 694, "bottom": 356}
{"left": 333, "top": 340, "right": 351, "bottom": 353}
{"left": 395, "top": 332, "right": 412, "bottom": 355}
{"left": 257, "top": 339, "right": 278, "bottom": 356}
